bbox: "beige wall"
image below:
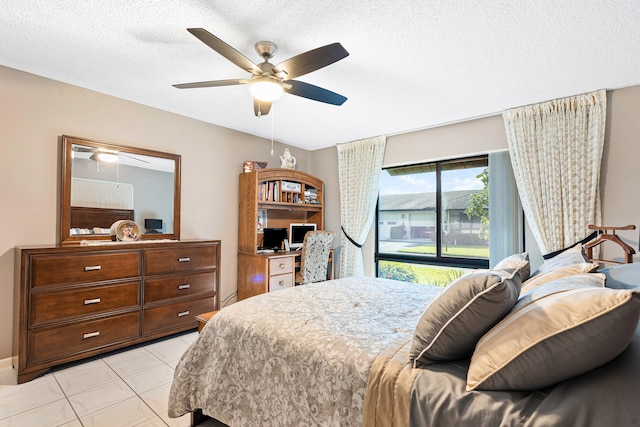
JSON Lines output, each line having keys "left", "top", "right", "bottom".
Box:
{"left": 0, "top": 65, "right": 311, "bottom": 360}
{"left": 600, "top": 85, "right": 640, "bottom": 259}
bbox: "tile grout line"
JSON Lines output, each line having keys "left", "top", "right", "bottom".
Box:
{"left": 100, "top": 349, "right": 173, "bottom": 426}
{"left": 52, "top": 372, "right": 85, "bottom": 427}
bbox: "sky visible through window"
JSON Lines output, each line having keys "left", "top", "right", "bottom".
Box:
{"left": 379, "top": 168, "right": 485, "bottom": 195}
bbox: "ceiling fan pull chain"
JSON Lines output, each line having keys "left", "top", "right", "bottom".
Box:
{"left": 271, "top": 104, "right": 275, "bottom": 156}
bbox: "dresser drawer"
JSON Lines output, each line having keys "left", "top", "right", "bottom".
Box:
{"left": 269, "top": 256, "right": 294, "bottom": 275}
{"left": 30, "top": 251, "right": 141, "bottom": 289}
{"left": 143, "top": 297, "right": 215, "bottom": 335}
{"left": 144, "top": 272, "right": 216, "bottom": 304}
{"left": 144, "top": 245, "right": 218, "bottom": 275}
{"left": 28, "top": 311, "right": 140, "bottom": 365}
{"left": 30, "top": 281, "right": 141, "bottom": 327}
{"left": 269, "top": 273, "right": 293, "bottom": 292}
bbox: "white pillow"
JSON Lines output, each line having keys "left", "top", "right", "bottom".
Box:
{"left": 532, "top": 244, "right": 590, "bottom": 276}
{"left": 521, "top": 262, "right": 599, "bottom": 293}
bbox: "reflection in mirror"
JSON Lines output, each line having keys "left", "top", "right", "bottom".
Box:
{"left": 60, "top": 136, "right": 181, "bottom": 244}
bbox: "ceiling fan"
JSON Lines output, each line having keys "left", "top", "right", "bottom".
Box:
{"left": 173, "top": 28, "right": 349, "bottom": 116}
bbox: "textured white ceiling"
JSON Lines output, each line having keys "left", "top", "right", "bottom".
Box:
{"left": 2, "top": 1, "right": 639, "bottom": 151}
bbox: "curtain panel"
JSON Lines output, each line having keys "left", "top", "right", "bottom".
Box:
{"left": 488, "top": 151, "right": 523, "bottom": 266}
{"left": 503, "top": 90, "right": 606, "bottom": 255}
{"left": 337, "top": 136, "right": 386, "bottom": 278}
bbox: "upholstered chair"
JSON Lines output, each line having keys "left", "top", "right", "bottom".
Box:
{"left": 295, "top": 230, "right": 335, "bottom": 285}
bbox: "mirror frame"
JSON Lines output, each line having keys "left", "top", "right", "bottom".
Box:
{"left": 60, "top": 135, "right": 181, "bottom": 245}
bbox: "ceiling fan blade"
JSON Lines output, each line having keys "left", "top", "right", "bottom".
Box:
{"left": 285, "top": 80, "right": 347, "bottom": 106}
{"left": 173, "top": 79, "right": 249, "bottom": 89}
{"left": 73, "top": 146, "right": 94, "bottom": 153}
{"left": 120, "top": 153, "right": 150, "bottom": 164}
{"left": 187, "top": 28, "right": 262, "bottom": 75}
{"left": 254, "top": 99, "right": 272, "bottom": 117}
{"left": 273, "top": 43, "right": 349, "bottom": 80}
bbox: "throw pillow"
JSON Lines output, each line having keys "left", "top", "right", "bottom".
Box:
{"left": 410, "top": 269, "right": 521, "bottom": 367}
{"left": 518, "top": 273, "right": 605, "bottom": 306}
{"left": 494, "top": 252, "right": 530, "bottom": 283}
{"left": 531, "top": 244, "right": 591, "bottom": 277}
{"left": 466, "top": 286, "right": 640, "bottom": 391}
{"left": 520, "top": 262, "right": 599, "bottom": 293}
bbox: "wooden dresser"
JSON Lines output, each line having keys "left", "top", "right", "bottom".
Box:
{"left": 13, "top": 239, "right": 220, "bottom": 384}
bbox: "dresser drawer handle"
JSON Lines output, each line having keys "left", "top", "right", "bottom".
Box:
{"left": 278, "top": 262, "right": 285, "bottom": 269}
{"left": 83, "top": 331, "right": 100, "bottom": 339}
{"left": 178, "top": 257, "right": 191, "bottom": 263}
{"left": 84, "top": 265, "right": 102, "bottom": 272}
{"left": 84, "top": 298, "right": 101, "bottom": 305}
{"left": 178, "top": 284, "right": 190, "bottom": 290}
{"left": 178, "top": 310, "right": 190, "bottom": 317}
{"left": 278, "top": 280, "right": 285, "bottom": 285}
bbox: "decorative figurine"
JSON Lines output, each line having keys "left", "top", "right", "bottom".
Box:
{"left": 280, "top": 148, "right": 296, "bottom": 169}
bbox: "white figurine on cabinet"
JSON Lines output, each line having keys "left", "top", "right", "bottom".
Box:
{"left": 280, "top": 148, "right": 296, "bottom": 169}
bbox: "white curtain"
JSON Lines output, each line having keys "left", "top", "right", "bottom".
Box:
{"left": 503, "top": 90, "right": 606, "bottom": 254}
{"left": 488, "top": 151, "right": 523, "bottom": 266}
{"left": 337, "top": 136, "right": 386, "bottom": 277}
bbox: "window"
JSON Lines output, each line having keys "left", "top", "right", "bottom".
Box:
{"left": 376, "top": 156, "right": 489, "bottom": 286}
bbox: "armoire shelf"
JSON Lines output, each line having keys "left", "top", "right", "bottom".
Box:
{"left": 238, "top": 168, "right": 324, "bottom": 255}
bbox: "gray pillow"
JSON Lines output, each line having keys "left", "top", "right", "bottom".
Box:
{"left": 410, "top": 269, "right": 521, "bottom": 367}
{"left": 601, "top": 264, "right": 640, "bottom": 290}
{"left": 467, "top": 284, "right": 640, "bottom": 391}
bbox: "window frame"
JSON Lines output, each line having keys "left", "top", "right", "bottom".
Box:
{"left": 375, "top": 155, "right": 490, "bottom": 276}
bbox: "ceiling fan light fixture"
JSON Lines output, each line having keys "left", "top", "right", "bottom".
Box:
{"left": 90, "top": 151, "right": 119, "bottom": 163}
{"left": 250, "top": 77, "right": 283, "bottom": 102}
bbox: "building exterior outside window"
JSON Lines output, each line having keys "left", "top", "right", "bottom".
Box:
{"left": 376, "top": 156, "right": 489, "bottom": 286}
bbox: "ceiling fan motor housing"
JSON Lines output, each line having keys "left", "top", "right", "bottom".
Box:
{"left": 254, "top": 41, "right": 278, "bottom": 60}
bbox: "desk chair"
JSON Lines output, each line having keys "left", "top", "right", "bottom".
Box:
{"left": 295, "top": 230, "right": 335, "bottom": 285}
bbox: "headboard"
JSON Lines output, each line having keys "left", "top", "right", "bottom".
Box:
{"left": 70, "top": 206, "right": 134, "bottom": 230}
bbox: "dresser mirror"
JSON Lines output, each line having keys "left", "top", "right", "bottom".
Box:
{"left": 60, "top": 135, "right": 181, "bottom": 244}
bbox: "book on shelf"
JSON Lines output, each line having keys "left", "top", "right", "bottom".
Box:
{"left": 304, "top": 188, "right": 319, "bottom": 204}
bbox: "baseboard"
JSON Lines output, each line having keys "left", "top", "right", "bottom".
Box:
{"left": 0, "top": 357, "right": 17, "bottom": 385}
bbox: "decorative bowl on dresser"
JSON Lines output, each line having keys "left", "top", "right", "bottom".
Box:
{"left": 13, "top": 239, "right": 220, "bottom": 384}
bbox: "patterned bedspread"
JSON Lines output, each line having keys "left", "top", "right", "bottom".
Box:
{"left": 168, "top": 277, "right": 441, "bottom": 426}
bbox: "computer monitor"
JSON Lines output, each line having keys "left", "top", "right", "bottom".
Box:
{"left": 289, "top": 223, "right": 317, "bottom": 249}
{"left": 262, "top": 227, "right": 288, "bottom": 251}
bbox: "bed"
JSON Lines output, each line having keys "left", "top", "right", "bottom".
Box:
{"left": 168, "top": 249, "right": 640, "bottom": 426}
{"left": 69, "top": 206, "right": 134, "bottom": 235}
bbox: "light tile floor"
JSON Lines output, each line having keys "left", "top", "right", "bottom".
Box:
{"left": 0, "top": 331, "right": 202, "bottom": 427}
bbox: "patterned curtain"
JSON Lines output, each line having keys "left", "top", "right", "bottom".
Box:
{"left": 337, "top": 136, "right": 386, "bottom": 277}
{"left": 503, "top": 90, "right": 606, "bottom": 254}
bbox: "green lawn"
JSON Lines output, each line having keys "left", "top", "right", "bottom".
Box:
{"left": 414, "top": 265, "right": 469, "bottom": 287}
{"left": 399, "top": 243, "right": 489, "bottom": 259}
